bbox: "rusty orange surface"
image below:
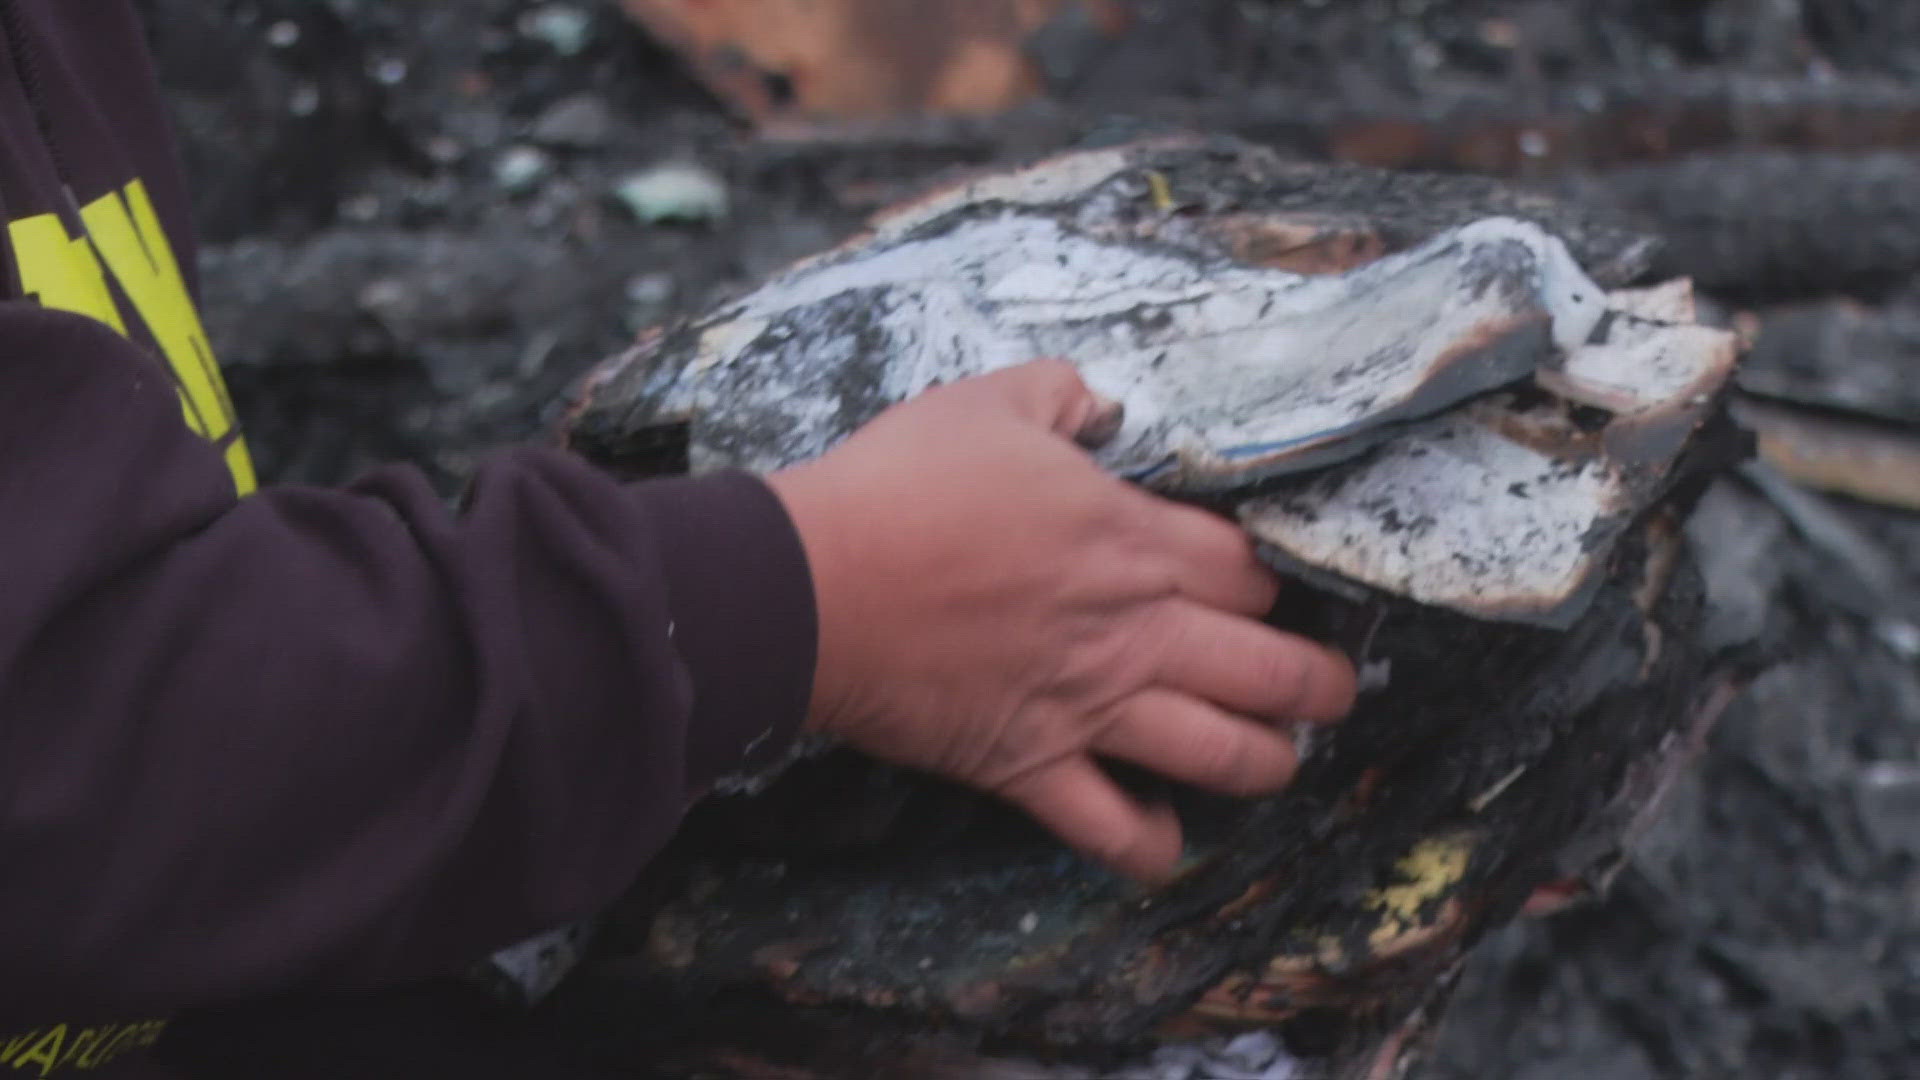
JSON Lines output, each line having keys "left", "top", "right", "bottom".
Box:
{"left": 621, "top": 0, "right": 1127, "bottom": 121}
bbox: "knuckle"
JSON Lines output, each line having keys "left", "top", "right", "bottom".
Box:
{"left": 1133, "top": 601, "right": 1193, "bottom": 660}
{"left": 1102, "top": 486, "right": 1171, "bottom": 543}
{"left": 1195, "top": 512, "right": 1258, "bottom": 561}
{"left": 1255, "top": 644, "right": 1313, "bottom": 714}
{"left": 1141, "top": 557, "right": 1187, "bottom": 603}
{"left": 1025, "top": 356, "right": 1083, "bottom": 388}
{"left": 1092, "top": 618, "right": 1174, "bottom": 705}
{"left": 1013, "top": 358, "right": 1087, "bottom": 415}
{"left": 1159, "top": 499, "right": 1238, "bottom": 550}
{"left": 1190, "top": 723, "right": 1250, "bottom": 791}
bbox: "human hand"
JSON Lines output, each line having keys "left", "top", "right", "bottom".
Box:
{"left": 766, "top": 360, "right": 1356, "bottom": 883}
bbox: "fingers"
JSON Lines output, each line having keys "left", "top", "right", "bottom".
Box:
{"left": 1142, "top": 496, "right": 1281, "bottom": 616}
{"left": 1152, "top": 602, "right": 1358, "bottom": 723}
{"left": 957, "top": 359, "right": 1126, "bottom": 446}
{"left": 1094, "top": 689, "right": 1299, "bottom": 796}
{"left": 1000, "top": 756, "right": 1185, "bottom": 883}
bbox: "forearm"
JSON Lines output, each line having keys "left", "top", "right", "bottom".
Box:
{"left": 0, "top": 308, "right": 814, "bottom": 1018}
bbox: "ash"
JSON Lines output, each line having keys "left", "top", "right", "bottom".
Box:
{"left": 1115, "top": 1032, "right": 1304, "bottom": 1080}
{"left": 1018, "top": 1031, "right": 1303, "bottom": 1080}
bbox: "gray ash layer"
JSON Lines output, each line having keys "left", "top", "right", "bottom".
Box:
{"left": 586, "top": 143, "right": 1736, "bottom": 628}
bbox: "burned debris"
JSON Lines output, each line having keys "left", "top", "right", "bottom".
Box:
{"left": 560, "top": 138, "right": 1749, "bottom": 1079}
{"left": 158, "top": 3, "right": 1920, "bottom": 1077}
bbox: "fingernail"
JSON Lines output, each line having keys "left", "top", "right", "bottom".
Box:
{"left": 1077, "top": 394, "right": 1127, "bottom": 449}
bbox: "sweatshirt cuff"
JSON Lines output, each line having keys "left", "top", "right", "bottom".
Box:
{"left": 635, "top": 471, "right": 817, "bottom": 793}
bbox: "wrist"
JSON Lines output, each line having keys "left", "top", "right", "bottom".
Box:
{"left": 765, "top": 463, "right": 858, "bottom": 737}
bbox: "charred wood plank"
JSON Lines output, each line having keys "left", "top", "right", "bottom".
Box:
{"left": 1312, "top": 73, "right": 1920, "bottom": 177}
{"left": 1557, "top": 151, "right": 1920, "bottom": 299}
{"left": 745, "top": 72, "right": 1920, "bottom": 186}
{"left": 1734, "top": 399, "right": 1920, "bottom": 513}
{"left": 556, "top": 138, "right": 1751, "bottom": 1079}
{"left": 1735, "top": 298, "right": 1920, "bottom": 424}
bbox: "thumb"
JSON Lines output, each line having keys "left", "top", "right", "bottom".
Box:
{"left": 964, "top": 359, "right": 1126, "bottom": 448}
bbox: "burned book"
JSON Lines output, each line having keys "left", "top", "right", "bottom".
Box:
{"left": 557, "top": 138, "right": 1749, "bottom": 1079}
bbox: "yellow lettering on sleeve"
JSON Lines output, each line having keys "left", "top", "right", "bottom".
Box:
{"left": 7, "top": 213, "right": 126, "bottom": 335}
{"left": 0, "top": 1030, "right": 35, "bottom": 1066}
{"left": 70, "top": 1025, "right": 115, "bottom": 1071}
{"left": 7, "top": 215, "right": 207, "bottom": 440}
{"left": 85, "top": 1025, "right": 138, "bottom": 1071}
{"left": 81, "top": 180, "right": 256, "bottom": 493}
{"left": 11, "top": 1025, "right": 64, "bottom": 1078}
{"left": 0, "top": 1018, "right": 170, "bottom": 1075}
{"left": 51, "top": 1028, "right": 91, "bottom": 1071}
{"left": 223, "top": 439, "right": 255, "bottom": 491}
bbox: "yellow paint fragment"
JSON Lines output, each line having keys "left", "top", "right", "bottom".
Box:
{"left": 1363, "top": 831, "right": 1476, "bottom": 948}
{"left": 1145, "top": 169, "right": 1176, "bottom": 212}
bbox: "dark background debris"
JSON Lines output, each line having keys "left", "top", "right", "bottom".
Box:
{"left": 136, "top": 1, "right": 1920, "bottom": 1076}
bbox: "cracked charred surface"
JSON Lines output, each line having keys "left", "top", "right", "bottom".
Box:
{"left": 589, "top": 211, "right": 1600, "bottom": 489}
{"left": 552, "top": 510, "right": 1739, "bottom": 1080}
{"left": 565, "top": 137, "right": 1659, "bottom": 484}
{"left": 574, "top": 139, "right": 1734, "bottom": 628}
{"left": 557, "top": 140, "right": 1749, "bottom": 1078}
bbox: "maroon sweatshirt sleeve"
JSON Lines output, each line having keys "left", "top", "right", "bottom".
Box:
{"left": 0, "top": 304, "right": 815, "bottom": 1020}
